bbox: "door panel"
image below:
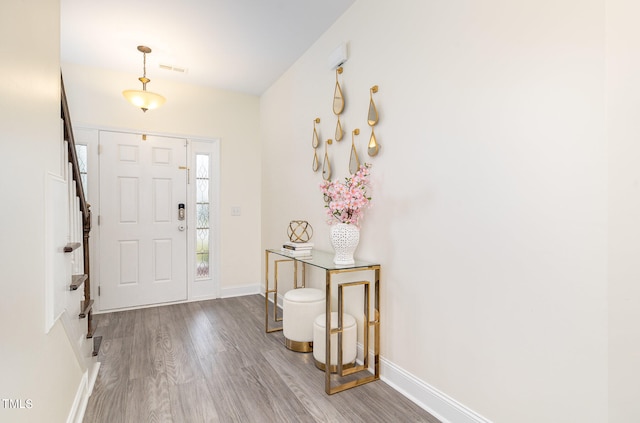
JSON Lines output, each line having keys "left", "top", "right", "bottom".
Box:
{"left": 99, "top": 131, "right": 187, "bottom": 310}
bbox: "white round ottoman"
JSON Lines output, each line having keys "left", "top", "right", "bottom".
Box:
{"left": 282, "top": 288, "right": 325, "bottom": 352}
{"left": 313, "top": 312, "right": 357, "bottom": 372}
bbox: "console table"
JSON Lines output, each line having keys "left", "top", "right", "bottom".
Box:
{"left": 264, "top": 248, "right": 381, "bottom": 394}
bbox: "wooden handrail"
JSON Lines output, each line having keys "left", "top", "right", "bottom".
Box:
{"left": 61, "top": 73, "right": 95, "bottom": 338}
{"left": 60, "top": 74, "right": 90, "bottom": 225}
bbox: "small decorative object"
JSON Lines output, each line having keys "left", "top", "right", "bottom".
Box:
{"left": 311, "top": 118, "right": 320, "bottom": 148}
{"left": 348, "top": 128, "right": 360, "bottom": 174}
{"left": 322, "top": 139, "right": 333, "bottom": 180}
{"left": 333, "top": 67, "right": 345, "bottom": 142}
{"left": 330, "top": 223, "right": 360, "bottom": 265}
{"left": 367, "top": 85, "right": 380, "bottom": 157}
{"left": 320, "top": 164, "right": 372, "bottom": 264}
{"left": 333, "top": 67, "right": 345, "bottom": 115}
{"left": 312, "top": 118, "right": 321, "bottom": 172}
{"left": 335, "top": 117, "right": 344, "bottom": 141}
{"left": 287, "top": 220, "right": 314, "bottom": 243}
{"left": 367, "top": 85, "right": 379, "bottom": 126}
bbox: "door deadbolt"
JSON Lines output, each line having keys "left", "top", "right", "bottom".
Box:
{"left": 178, "top": 203, "right": 185, "bottom": 221}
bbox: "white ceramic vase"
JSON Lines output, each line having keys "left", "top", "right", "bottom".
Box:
{"left": 330, "top": 223, "right": 360, "bottom": 265}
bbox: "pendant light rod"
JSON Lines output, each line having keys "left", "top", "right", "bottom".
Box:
{"left": 138, "top": 45, "right": 151, "bottom": 89}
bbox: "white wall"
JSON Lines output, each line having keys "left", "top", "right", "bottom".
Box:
{"left": 606, "top": 0, "right": 640, "bottom": 421}
{"left": 0, "top": 1, "right": 85, "bottom": 422}
{"left": 261, "top": 1, "right": 608, "bottom": 422}
{"left": 61, "top": 63, "right": 262, "bottom": 296}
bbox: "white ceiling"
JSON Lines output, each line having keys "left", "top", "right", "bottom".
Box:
{"left": 61, "top": 0, "right": 355, "bottom": 96}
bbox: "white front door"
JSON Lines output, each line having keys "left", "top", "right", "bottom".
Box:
{"left": 99, "top": 131, "right": 188, "bottom": 310}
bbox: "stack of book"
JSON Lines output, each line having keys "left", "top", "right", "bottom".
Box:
{"left": 281, "top": 241, "right": 313, "bottom": 258}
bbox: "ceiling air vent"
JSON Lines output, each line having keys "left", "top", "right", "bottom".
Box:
{"left": 159, "top": 64, "right": 188, "bottom": 74}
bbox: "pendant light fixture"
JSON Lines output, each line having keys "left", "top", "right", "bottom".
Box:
{"left": 122, "top": 45, "right": 166, "bottom": 112}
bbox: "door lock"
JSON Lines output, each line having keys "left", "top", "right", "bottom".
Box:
{"left": 178, "top": 203, "right": 185, "bottom": 221}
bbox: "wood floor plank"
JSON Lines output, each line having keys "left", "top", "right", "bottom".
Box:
{"left": 168, "top": 379, "right": 220, "bottom": 422}
{"left": 262, "top": 347, "right": 354, "bottom": 423}
{"left": 129, "top": 307, "right": 166, "bottom": 380}
{"left": 125, "top": 374, "right": 173, "bottom": 423}
{"left": 84, "top": 295, "right": 440, "bottom": 423}
{"left": 198, "top": 351, "right": 254, "bottom": 422}
{"left": 157, "top": 303, "right": 205, "bottom": 385}
{"left": 82, "top": 337, "right": 132, "bottom": 423}
{"left": 200, "top": 299, "right": 279, "bottom": 367}
{"left": 180, "top": 301, "right": 228, "bottom": 357}
{"left": 82, "top": 383, "right": 129, "bottom": 423}
{"left": 94, "top": 309, "right": 136, "bottom": 339}
{"left": 239, "top": 362, "right": 317, "bottom": 423}
{"left": 92, "top": 336, "right": 133, "bottom": 389}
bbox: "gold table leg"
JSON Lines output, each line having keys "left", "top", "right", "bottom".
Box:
{"left": 264, "top": 251, "right": 294, "bottom": 333}
{"left": 324, "top": 266, "right": 381, "bottom": 395}
{"left": 264, "top": 251, "right": 307, "bottom": 333}
{"left": 336, "top": 280, "right": 369, "bottom": 377}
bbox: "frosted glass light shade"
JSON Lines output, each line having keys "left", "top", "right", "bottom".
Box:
{"left": 122, "top": 89, "right": 166, "bottom": 111}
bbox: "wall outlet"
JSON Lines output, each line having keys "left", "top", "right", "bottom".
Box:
{"left": 231, "top": 206, "right": 241, "bottom": 216}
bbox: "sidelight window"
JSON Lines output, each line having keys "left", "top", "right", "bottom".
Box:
{"left": 195, "top": 154, "right": 210, "bottom": 279}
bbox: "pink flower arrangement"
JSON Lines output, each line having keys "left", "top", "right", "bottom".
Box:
{"left": 320, "top": 164, "right": 372, "bottom": 226}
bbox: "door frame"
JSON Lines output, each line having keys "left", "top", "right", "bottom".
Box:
{"left": 75, "top": 126, "right": 221, "bottom": 312}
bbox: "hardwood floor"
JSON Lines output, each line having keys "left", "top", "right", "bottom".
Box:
{"left": 83, "top": 295, "right": 440, "bottom": 423}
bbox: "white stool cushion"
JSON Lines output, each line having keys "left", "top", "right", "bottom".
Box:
{"left": 313, "top": 312, "right": 357, "bottom": 365}
{"left": 282, "top": 288, "right": 325, "bottom": 343}
{"left": 284, "top": 287, "right": 324, "bottom": 303}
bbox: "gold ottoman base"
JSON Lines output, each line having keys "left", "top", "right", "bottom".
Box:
{"left": 314, "top": 358, "right": 356, "bottom": 374}
{"left": 285, "top": 338, "right": 313, "bottom": 353}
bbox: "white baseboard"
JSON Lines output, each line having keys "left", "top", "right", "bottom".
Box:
{"left": 335, "top": 342, "right": 479, "bottom": 423}
{"left": 66, "top": 370, "right": 86, "bottom": 423}
{"left": 221, "top": 284, "right": 261, "bottom": 298}
{"left": 365, "top": 346, "right": 492, "bottom": 423}
{"left": 67, "top": 361, "right": 101, "bottom": 423}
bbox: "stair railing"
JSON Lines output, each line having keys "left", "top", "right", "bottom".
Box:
{"left": 60, "top": 74, "right": 95, "bottom": 340}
